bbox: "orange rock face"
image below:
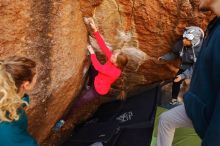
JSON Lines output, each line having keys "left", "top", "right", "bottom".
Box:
{"left": 91, "top": 0, "right": 213, "bottom": 88}
{"left": 1, "top": 0, "right": 89, "bottom": 144}
{"left": 0, "top": 0, "right": 213, "bottom": 145}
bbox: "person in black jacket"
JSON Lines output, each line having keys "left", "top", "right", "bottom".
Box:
{"left": 157, "top": 0, "right": 220, "bottom": 146}
{"left": 158, "top": 26, "right": 204, "bottom": 105}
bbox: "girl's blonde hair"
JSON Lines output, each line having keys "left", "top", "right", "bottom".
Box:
{"left": 0, "top": 56, "right": 36, "bottom": 122}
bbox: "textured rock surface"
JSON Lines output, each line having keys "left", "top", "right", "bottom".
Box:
{"left": 91, "top": 0, "right": 213, "bottom": 89}
{"left": 0, "top": 0, "right": 89, "bottom": 144}
{"left": 0, "top": 0, "right": 213, "bottom": 145}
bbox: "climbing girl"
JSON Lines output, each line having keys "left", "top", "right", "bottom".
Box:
{"left": 54, "top": 17, "right": 128, "bottom": 130}
{"left": 0, "top": 56, "right": 38, "bottom": 146}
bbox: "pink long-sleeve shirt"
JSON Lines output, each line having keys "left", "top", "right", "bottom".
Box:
{"left": 90, "top": 31, "right": 121, "bottom": 95}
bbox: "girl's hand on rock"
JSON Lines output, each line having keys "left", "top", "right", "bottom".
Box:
{"left": 87, "top": 45, "right": 95, "bottom": 54}
{"left": 87, "top": 18, "right": 98, "bottom": 32}
{"left": 174, "top": 75, "right": 182, "bottom": 82}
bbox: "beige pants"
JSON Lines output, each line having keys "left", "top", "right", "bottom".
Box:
{"left": 157, "top": 105, "right": 193, "bottom": 146}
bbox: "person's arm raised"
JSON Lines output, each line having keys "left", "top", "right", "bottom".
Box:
{"left": 93, "top": 31, "right": 112, "bottom": 59}
{"left": 88, "top": 18, "right": 112, "bottom": 59}
{"left": 88, "top": 45, "right": 105, "bottom": 72}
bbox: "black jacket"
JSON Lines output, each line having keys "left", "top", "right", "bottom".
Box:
{"left": 184, "top": 17, "right": 220, "bottom": 146}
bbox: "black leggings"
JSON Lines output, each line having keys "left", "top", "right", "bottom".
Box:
{"left": 172, "top": 69, "right": 185, "bottom": 99}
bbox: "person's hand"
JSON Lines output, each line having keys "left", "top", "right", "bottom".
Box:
{"left": 158, "top": 56, "right": 165, "bottom": 61}
{"left": 174, "top": 75, "right": 182, "bottom": 82}
{"left": 153, "top": 56, "right": 166, "bottom": 64}
{"left": 87, "top": 45, "right": 95, "bottom": 54}
{"left": 87, "top": 18, "right": 98, "bottom": 32}
{"left": 83, "top": 17, "right": 96, "bottom": 37}
{"left": 158, "top": 57, "right": 162, "bottom": 61}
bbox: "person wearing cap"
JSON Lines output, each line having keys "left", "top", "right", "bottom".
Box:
{"left": 157, "top": 0, "right": 220, "bottom": 145}
{"left": 158, "top": 26, "right": 204, "bottom": 106}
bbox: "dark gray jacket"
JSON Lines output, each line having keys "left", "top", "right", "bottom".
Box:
{"left": 184, "top": 17, "right": 220, "bottom": 146}
{"left": 160, "top": 38, "right": 202, "bottom": 79}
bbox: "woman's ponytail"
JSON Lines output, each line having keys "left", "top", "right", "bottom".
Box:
{"left": 115, "top": 51, "right": 128, "bottom": 100}
{"left": 117, "top": 72, "right": 127, "bottom": 100}
{"left": 0, "top": 56, "right": 36, "bottom": 122}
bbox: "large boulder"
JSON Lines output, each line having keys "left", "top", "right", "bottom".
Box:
{"left": 0, "top": 0, "right": 89, "bottom": 144}
{"left": 0, "top": 0, "right": 213, "bottom": 145}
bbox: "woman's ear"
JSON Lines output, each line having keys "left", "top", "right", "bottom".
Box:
{"left": 21, "top": 81, "right": 31, "bottom": 91}
{"left": 18, "top": 81, "right": 31, "bottom": 96}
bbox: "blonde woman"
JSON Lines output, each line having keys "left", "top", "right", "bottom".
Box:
{"left": 0, "top": 56, "right": 38, "bottom": 146}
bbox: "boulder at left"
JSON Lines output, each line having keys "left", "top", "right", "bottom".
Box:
{"left": 0, "top": 0, "right": 89, "bottom": 144}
